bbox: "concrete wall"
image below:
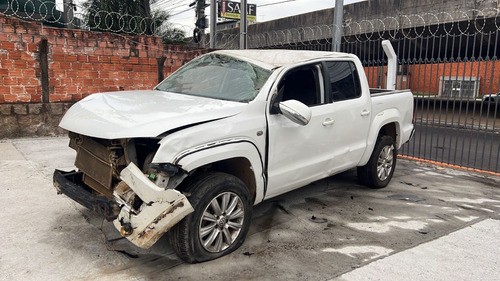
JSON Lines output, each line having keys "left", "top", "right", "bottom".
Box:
{"left": 212, "top": 0, "right": 499, "bottom": 49}
{"left": 0, "top": 103, "right": 71, "bottom": 138}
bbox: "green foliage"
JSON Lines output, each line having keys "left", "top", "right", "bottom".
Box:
{"left": 82, "top": 0, "right": 185, "bottom": 42}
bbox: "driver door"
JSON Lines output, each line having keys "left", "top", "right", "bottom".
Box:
{"left": 266, "top": 63, "right": 337, "bottom": 198}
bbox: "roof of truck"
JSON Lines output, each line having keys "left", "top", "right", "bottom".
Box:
{"left": 210, "top": 49, "right": 356, "bottom": 70}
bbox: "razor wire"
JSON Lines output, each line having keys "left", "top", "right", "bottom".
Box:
{"left": 2, "top": 0, "right": 500, "bottom": 47}
{"left": 0, "top": 0, "right": 194, "bottom": 43}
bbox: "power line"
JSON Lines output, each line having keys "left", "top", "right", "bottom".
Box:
{"left": 171, "top": 7, "right": 194, "bottom": 16}
{"left": 258, "top": 0, "right": 298, "bottom": 8}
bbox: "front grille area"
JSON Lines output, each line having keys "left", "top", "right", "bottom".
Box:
{"left": 69, "top": 133, "right": 125, "bottom": 198}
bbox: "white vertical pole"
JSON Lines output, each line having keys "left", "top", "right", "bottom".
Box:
{"left": 240, "top": 0, "right": 247, "bottom": 49}
{"left": 382, "top": 40, "right": 397, "bottom": 90}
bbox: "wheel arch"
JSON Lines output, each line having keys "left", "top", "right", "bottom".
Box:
{"left": 359, "top": 112, "right": 401, "bottom": 166}
{"left": 173, "top": 141, "right": 264, "bottom": 204}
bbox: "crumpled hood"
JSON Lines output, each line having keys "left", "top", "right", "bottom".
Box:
{"left": 59, "top": 90, "right": 246, "bottom": 139}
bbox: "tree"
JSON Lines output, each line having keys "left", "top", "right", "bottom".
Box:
{"left": 82, "top": 0, "right": 185, "bottom": 42}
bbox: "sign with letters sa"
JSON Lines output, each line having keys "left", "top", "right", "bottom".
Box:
{"left": 219, "top": 0, "right": 257, "bottom": 21}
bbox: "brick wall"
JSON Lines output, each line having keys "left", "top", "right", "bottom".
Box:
{"left": 365, "top": 61, "right": 500, "bottom": 96}
{"left": 408, "top": 61, "right": 500, "bottom": 96}
{"left": 0, "top": 15, "right": 210, "bottom": 138}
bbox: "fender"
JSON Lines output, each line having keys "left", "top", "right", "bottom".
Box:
{"left": 358, "top": 108, "right": 402, "bottom": 166}
{"left": 172, "top": 138, "right": 265, "bottom": 204}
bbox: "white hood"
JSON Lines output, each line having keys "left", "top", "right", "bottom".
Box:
{"left": 59, "top": 90, "right": 246, "bottom": 139}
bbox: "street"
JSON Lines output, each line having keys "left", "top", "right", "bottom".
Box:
{"left": 1, "top": 137, "right": 499, "bottom": 280}
{"left": 403, "top": 124, "right": 500, "bottom": 172}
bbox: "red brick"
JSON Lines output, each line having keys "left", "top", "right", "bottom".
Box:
{"left": 3, "top": 94, "right": 17, "bottom": 102}
{"left": 50, "top": 94, "right": 64, "bottom": 102}
{"left": 80, "top": 63, "right": 94, "bottom": 70}
{"left": 10, "top": 86, "right": 25, "bottom": 95}
{"left": 52, "top": 53, "right": 65, "bottom": 61}
{"left": 123, "top": 65, "right": 133, "bottom": 71}
{"left": 71, "top": 62, "right": 82, "bottom": 70}
{"left": 30, "top": 94, "right": 42, "bottom": 102}
{"left": 65, "top": 55, "right": 77, "bottom": 62}
{"left": 21, "top": 52, "right": 34, "bottom": 61}
{"left": 1, "top": 41, "right": 15, "bottom": 51}
{"left": 3, "top": 78, "right": 18, "bottom": 86}
{"left": 58, "top": 62, "right": 73, "bottom": 70}
{"left": 0, "top": 86, "right": 10, "bottom": 95}
{"left": 67, "top": 38, "right": 77, "bottom": 46}
{"left": 77, "top": 55, "right": 88, "bottom": 62}
{"left": 98, "top": 56, "right": 111, "bottom": 63}
{"left": 71, "top": 94, "right": 83, "bottom": 101}
{"left": 2, "top": 24, "right": 15, "bottom": 33}
{"left": 110, "top": 56, "right": 121, "bottom": 63}
{"left": 9, "top": 68, "right": 23, "bottom": 77}
{"left": 100, "top": 64, "right": 115, "bottom": 71}
{"left": 17, "top": 77, "right": 38, "bottom": 86}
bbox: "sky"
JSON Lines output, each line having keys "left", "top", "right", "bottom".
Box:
{"left": 153, "top": 0, "right": 365, "bottom": 31}
{"left": 58, "top": 0, "right": 364, "bottom": 32}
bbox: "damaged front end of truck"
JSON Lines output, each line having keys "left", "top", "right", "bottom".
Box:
{"left": 53, "top": 133, "right": 194, "bottom": 248}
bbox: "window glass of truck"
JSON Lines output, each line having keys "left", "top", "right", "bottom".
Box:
{"left": 325, "top": 61, "right": 362, "bottom": 102}
{"left": 155, "top": 54, "right": 272, "bottom": 103}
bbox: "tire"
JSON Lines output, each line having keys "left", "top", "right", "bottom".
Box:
{"left": 357, "top": 135, "right": 397, "bottom": 189}
{"left": 168, "top": 173, "right": 252, "bottom": 263}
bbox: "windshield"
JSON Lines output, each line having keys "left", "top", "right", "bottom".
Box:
{"left": 155, "top": 54, "right": 272, "bottom": 102}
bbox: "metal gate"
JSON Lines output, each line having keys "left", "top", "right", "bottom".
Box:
{"left": 214, "top": 11, "right": 500, "bottom": 173}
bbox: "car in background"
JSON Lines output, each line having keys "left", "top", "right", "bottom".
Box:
{"left": 483, "top": 92, "right": 500, "bottom": 104}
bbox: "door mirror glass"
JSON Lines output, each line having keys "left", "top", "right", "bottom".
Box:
{"left": 279, "top": 100, "right": 312, "bottom": 126}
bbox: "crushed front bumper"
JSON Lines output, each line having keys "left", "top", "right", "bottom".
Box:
{"left": 113, "top": 163, "right": 194, "bottom": 249}
{"left": 53, "top": 170, "right": 120, "bottom": 221}
{"left": 54, "top": 164, "right": 194, "bottom": 249}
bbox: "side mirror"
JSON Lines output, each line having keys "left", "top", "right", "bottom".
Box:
{"left": 279, "top": 100, "right": 312, "bottom": 126}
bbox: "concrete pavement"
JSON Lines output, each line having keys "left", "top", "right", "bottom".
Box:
{"left": 1, "top": 137, "right": 499, "bottom": 281}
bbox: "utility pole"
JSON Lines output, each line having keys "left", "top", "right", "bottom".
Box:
{"left": 193, "top": 0, "right": 207, "bottom": 44}
{"left": 240, "top": 0, "right": 247, "bottom": 49}
{"left": 210, "top": 0, "right": 216, "bottom": 48}
{"left": 332, "top": 0, "right": 344, "bottom": 52}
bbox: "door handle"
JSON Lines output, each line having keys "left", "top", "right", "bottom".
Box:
{"left": 322, "top": 118, "right": 335, "bottom": 126}
{"left": 361, "top": 110, "right": 371, "bottom": 117}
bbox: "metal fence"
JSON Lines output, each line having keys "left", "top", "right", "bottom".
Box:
{"left": 234, "top": 11, "right": 500, "bottom": 173}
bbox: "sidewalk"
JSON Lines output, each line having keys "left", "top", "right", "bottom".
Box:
{"left": 1, "top": 137, "right": 499, "bottom": 281}
{"left": 335, "top": 219, "right": 500, "bottom": 281}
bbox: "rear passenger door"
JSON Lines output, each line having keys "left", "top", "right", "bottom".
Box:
{"left": 323, "top": 60, "right": 371, "bottom": 171}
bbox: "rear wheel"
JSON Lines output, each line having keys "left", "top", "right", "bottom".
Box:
{"left": 358, "top": 135, "right": 397, "bottom": 188}
{"left": 168, "top": 173, "right": 252, "bottom": 263}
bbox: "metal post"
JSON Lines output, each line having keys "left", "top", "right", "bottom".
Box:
{"left": 210, "top": 0, "right": 216, "bottom": 48}
{"left": 382, "top": 40, "right": 397, "bottom": 90}
{"left": 63, "top": 0, "right": 75, "bottom": 29}
{"left": 332, "top": 0, "right": 344, "bottom": 52}
{"left": 240, "top": 0, "right": 247, "bottom": 49}
{"left": 195, "top": 0, "right": 206, "bottom": 44}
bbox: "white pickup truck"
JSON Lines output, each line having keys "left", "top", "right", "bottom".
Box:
{"left": 54, "top": 49, "right": 414, "bottom": 263}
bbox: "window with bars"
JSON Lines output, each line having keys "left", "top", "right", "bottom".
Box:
{"left": 440, "top": 77, "right": 480, "bottom": 99}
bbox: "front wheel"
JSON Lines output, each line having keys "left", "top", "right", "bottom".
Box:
{"left": 357, "top": 135, "right": 397, "bottom": 188}
{"left": 168, "top": 173, "right": 252, "bottom": 263}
